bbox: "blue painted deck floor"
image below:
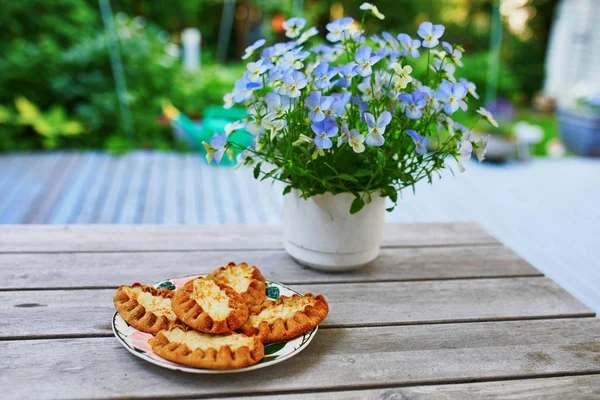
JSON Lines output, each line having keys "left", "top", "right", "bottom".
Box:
{"left": 0, "top": 151, "right": 599, "bottom": 313}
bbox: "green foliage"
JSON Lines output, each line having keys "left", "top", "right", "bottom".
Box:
{"left": 0, "top": 98, "right": 85, "bottom": 150}
{"left": 0, "top": 1, "right": 240, "bottom": 152}
{"left": 0, "top": 0, "right": 554, "bottom": 153}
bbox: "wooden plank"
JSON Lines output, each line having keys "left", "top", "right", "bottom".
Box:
{"left": 25, "top": 154, "right": 82, "bottom": 224}
{"left": 1, "top": 319, "right": 599, "bottom": 399}
{"left": 1, "top": 278, "right": 592, "bottom": 339}
{"left": 140, "top": 151, "right": 164, "bottom": 224}
{"left": 0, "top": 153, "right": 62, "bottom": 224}
{"left": 45, "top": 153, "right": 101, "bottom": 223}
{"left": 0, "top": 245, "right": 539, "bottom": 290}
{"left": 162, "top": 153, "right": 179, "bottom": 224}
{"left": 220, "top": 375, "right": 600, "bottom": 400}
{"left": 197, "top": 157, "right": 221, "bottom": 224}
{"left": 0, "top": 154, "right": 18, "bottom": 191}
{"left": 0, "top": 223, "right": 499, "bottom": 253}
{"left": 115, "top": 152, "right": 151, "bottom": 224}
{"left": 182, "top": 154, "right": 199, "bottom": 224}
{"left": 95, "top": 154, "right": 131, "bottom": 223}
{"left": 75, "top": 155, "right": 118, "bottom": 223}
{"left": 237, "top": 168, "right": 268, "bottom": 224}
{"left": 0, "top": 155, "right": 45, "bottom": 220}
{"left": 66, "top": 154, "right": 110, "bottom": 223}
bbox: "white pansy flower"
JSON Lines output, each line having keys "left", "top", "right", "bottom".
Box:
{"left": 360, "top": 3, "right": 385, "bottom": 20}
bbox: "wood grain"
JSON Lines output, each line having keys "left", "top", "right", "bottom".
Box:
{"left": 219, "top": 375, "right": 600, "bottom": 400}
{"left": 1, "top": 278, "right": 592, "bottom": 339}
{"left": 0, "top": 223, "right": 498, "bottom": 253}
{"left": 0, "top": 245, "right": 539, "bottom": 290}
{"left": 1, "top": 319, "right": 599, "bottom": 399}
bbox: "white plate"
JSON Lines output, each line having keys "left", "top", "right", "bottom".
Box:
{"left": 112, "top": 274, "right": 318, "bottom": 374}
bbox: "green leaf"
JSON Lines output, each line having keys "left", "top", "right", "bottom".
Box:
{"left": 350, "top": 197, "right": 365, "bottom": 214}
{"left": 264, "top": 341, "right": 286, "bottom": 355}
{"left": 376, "top": 151, "right": 386, "bottom": 167}
{"left": 354, "top": 169, "right": 371, "bottom": 178}
{"left": 156, "top": 281, "right": 176, "bottom": 291}
{"left": 261, "top": 168, "right": 280, "bottom": 181}
{"left": 337, "top": 173, "right": 357, "bottom": 182}
{"left": 386, "top": 206, "right": 396, "bottom": 212}
{"left": 253, "top": 163, "right": 261, "bottom": 179}
{"left": 266, "top": 286, "right": 280, "bottom": 299}
{"left": 282, "top": 186, "right": 292, "bottom": 195}
{"left": 388, "top": 187, "right": 398, "bottom": 203}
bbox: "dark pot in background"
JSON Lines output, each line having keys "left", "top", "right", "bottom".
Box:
{"left": 479, "top": 134, "right": 516, "bottom": 163}
{"left": 557, "top": 108, "right": 600, "bottom": 157}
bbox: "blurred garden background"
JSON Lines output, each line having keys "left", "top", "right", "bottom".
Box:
{"left": 0, "top": 0, "right": 579, "bottom": 156}
{"left": 1, "top": 0, "right": 599, "bottom": 312}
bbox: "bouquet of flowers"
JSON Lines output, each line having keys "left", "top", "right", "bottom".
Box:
{"left": 208, "top": 3, "right": 495, "bottom": 213}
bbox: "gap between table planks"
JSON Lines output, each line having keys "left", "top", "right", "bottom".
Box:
{"left": 0, "top": 223, "right": 498, "bottom": 253}
{"left": 1, "top": 319, "right": 599, "bottom": 400}
{"left": 220, "top": 375, "right": 600, "bottom": 400}
{"left": 0, "top": 245, "right": 539, "bottom": 290}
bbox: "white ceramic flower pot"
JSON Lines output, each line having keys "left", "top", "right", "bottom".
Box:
{"left": 283, "top": 190, "right": 386, "bottom": 271}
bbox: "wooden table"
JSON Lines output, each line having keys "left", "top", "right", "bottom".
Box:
{"left": 1, "top": 224, "right": 599, "bottom": 399}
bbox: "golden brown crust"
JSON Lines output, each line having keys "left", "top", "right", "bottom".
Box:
{"left": 150, "top": 326, "right": 264, "bottom": 369}
{"left": 171, "top": 277, "right": 249, "bottom": 334}
{"left": 113, "top": 283, "right": 182, "bottom": 335}
{"left": 239, "top": 293, "right": 328, "bottom": 343}
{"left": 208, "top": 262, "right": 266, "bottom": 306}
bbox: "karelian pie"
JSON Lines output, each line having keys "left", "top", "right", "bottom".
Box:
{"left": 113, "top": 283, "right": 181, "bottom": 335}
{"left": 172, "top": 277, "right": 249, "bottom": 334}
{"left": 239, "top": 293, "right": 329, "bottom": 343}
{"left": 150, "top": 326, "right": 264, "bottom": 369}
{"left": 208, "top": 262, "right": 266, "bottom": 306}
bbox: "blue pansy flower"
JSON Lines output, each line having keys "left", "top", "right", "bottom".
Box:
{"left": 436, "top": 81, "right": 467, "bottom": 114}
{"left": 417, "top": 22, "right": 445, "bottom": 48}
{"left": 298, "top": 26, "right": 319, "bottom": 44}
{"left": 326, "top": 17, "right": 354, "bottom": 42}
{"left": 313, "top": 63, "right": 338, "bottom": 89}
{"left": 242, "top": 39, "right": 266, "bottom": 60}
{"left": 355, "top": 46, "right": 382, "bottom": 77}
{"left": 351, "top": 96, "right": 369, "bottom": 117}
{"left": 441, "top": 41, "right": 463, "bottom": 67}
{"left": 232, "top": 76, "right": 261, "bottom": 103}
{"left": 397, "top": 33, "right": 421, "bottom": 58}
{"left": 364, "top": 111, "right": 391, "bottom": 146}
{"left": 262, "top": 42, "right": 295, "bottom": 64}
{"left": 334, "top": 62, "right": 358, "bottom": 88}
{"left": 265, "top": 92, "right": 292, "bottom": 118}
{"left": 202, "top": 131, "right": 227, "bottom": 164}
{"left": 305, "top": 91, "right": 334, "bottom": 122}
{"left": 280, "top": 47, "right": 310, "bottom": 70}
{"left": 419, "top": 86, "right": 442, "bottom": 111}
{"left": 312, "top": 119, "right": 338, "bottom": 149}
{"left": 325, "top": 91, "right": 351, "bottom": 119}
{"left": 283, "top": 17, "right": 306, "bottom": 39}
{"left": 406, "top": 130, "right": 430, "bottom": 154}
{"left": 381, "top": 31, "right": 401, "bottom": 54}
{"left": 399, "top": 91, "right": 427, "bottom": 119}
{"left": 310, "top": 44, "right": 334, "bottom": 61}
{"left": 245, "top": 58, "right": 268, "bottom": 83}
{"left": 280, "top": 71, "right": 308, "bottom": 98}
{"left": 459, "top": 78, "right": 479, "bottom": 99}
{"left": 370, "top": 34, "right": 388, "bottom": 53}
